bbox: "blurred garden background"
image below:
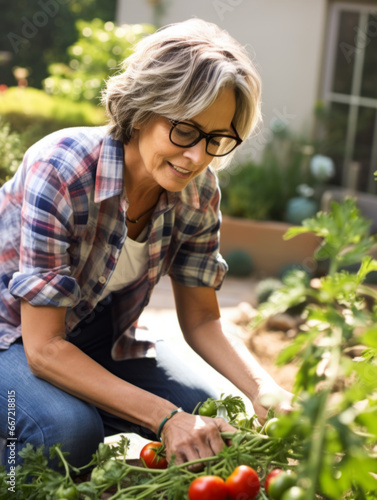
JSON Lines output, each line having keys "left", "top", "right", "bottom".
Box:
{"left": 1, "top": 0, "right": 377, "bottom": 279}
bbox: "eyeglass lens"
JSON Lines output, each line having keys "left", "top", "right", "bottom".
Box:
{"left": 170, "top": 122, "right": 238, "bottom": 156}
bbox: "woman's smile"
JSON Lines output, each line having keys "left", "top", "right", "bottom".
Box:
{"left": 168, "top": 162, "right": 192, "bottom": 177}
{"left": 126, "top": 87, "right": 237, "bottom": 192}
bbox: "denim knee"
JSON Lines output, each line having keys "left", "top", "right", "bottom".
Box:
{"left": 0, "top": 344, "right": 105, "bottom": 471}
{"left": 1, "top": 396, "right": 105, "bottom": 471}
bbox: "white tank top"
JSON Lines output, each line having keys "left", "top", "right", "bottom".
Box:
{"left": 102, "top": 226, "right": 149, "bottom": 297}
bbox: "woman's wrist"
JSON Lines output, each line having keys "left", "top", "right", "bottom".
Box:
{"left": 156, "top": 407, "right": 183, "bottom": 441}
{"left": 149, "top": 402, "right": 181, "bottom": 435}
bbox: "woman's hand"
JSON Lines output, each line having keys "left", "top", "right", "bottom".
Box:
{"left": 251, "top": 381, "right": 294, "bottom": 423}
{"left": 161, "top": 410, "right": 236, "bottom": 467}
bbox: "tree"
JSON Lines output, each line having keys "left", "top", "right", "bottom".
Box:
{"left": 0, "top": 0, "right": 117, "bottom": 88}
{"left": 43, "top": 19, "right": 155, "bottom": 104}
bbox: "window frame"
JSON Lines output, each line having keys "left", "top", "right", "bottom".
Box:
{"left": 322, "top": 1, "right": 377, "bottom": 192}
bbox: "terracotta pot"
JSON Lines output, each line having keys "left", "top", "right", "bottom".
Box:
{"left": 220, "top": 216, "right": 321, "bottom": 278}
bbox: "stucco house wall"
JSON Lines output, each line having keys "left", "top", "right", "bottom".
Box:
{"left": 116, "top": 0, "right": 328, "bottom": 160}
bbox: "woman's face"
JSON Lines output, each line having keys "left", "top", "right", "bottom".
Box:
{"left": 133, "top": 87, "right": 237, "bottom": 192}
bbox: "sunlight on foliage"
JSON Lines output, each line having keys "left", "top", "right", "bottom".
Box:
{"left": 44, "top": 19, "right": 155, "bottom": 103}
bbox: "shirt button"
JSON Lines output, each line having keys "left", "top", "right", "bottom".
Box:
{"left": 98, "top": 276, "right": 106, "bottom": 284}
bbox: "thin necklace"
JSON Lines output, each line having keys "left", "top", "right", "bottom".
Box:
{"left": 126, "top": 204, "right": 157, "bottom": 224}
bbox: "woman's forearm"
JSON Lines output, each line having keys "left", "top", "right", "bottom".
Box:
{"left": 29, "top": 336, "right": 177, "bottom": 433}
{"left": 21, "top": 301, "right": 176, "bottom": 434}
{"left": 182, "top": 317, "right": 274, "bottom": 402}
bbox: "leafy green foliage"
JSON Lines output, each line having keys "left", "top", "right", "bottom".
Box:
{"left": 0, "top": 120, "right": 25, "bottom": 186}
{"left": 219, "top": 132, "right": 316, "bottom": 221}
{"left": 3, "top": 199, "right": 377, "bottom": 499}
{"left": 0, "top": 410, "right": 299, "bottom": 499}
{"left": 253, "top": 197, "right": 377, "bottom": 499}
{"left": 0, "top": 0, "right": 117, "bottom": 88}
{"left": 255, "top": 278, "right": 283, "bottom": 304}
{"left": 284, "top": 198, "right": 377, "bottom": 273}
{"left": 0, "top": 87, "right": 105, "bottom": 149}
{"left": 254, "top": 270, "right": 309, "bottom": 326}
{"left": 44, "top": 19, "right": 155, "bottom": 103}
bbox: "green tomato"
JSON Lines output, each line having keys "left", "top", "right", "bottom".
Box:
{"left": 264, "top": 417, "right": 280, "bottom": 437}
{"left": 293, "top": 417, "right": 312, "bottom": 440}
{"left": 199, "top": 399, "right": 217, "bottom": 417}
{"left": 91, "top": 459, "right": 123, "bottom": 485}
{"left": 54, "top": 484, "right": 79, "bottom": 499}
{"left": 268, "top": 471, "right": 297, "bottom": 500}
{"left": 281, "top": 486, "right": 307, "bottom": 500}
{"left": 91, "top": 465, "right": 107, "bottom": 485}
{"left": 91, "top": 460, "right": 114, "bottom": 484}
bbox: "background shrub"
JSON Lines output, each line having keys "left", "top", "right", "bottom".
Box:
{"left": 219, "top": 131, "right": 317, "bottom": 221}
{"left": 0, "top": 121, "right": 25, "bottom": 186}
{"left": 0, "top": 87, "right": 106, "bottom": 148}
{"left": 44, "top": 20, "right": 155, "bottom": 104}
{"left": 0, "top": 0, "right": 117, "bottom": 89}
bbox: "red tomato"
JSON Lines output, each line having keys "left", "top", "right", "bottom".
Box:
{"left": 264, "top": 468, "right": 283, "bottom": 494}
{"left": 139, "top": 441, "right": 168, "bottom": 469}
{"left": 226, "top": 465, "right": 260, "bottom": 500}
{"left": 188, "top": 475, "right": 227, "bottom": 500}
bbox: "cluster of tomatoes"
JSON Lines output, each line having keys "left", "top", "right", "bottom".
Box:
{"left": 140, "top": 442, "right": 306, "bottom": 500}
{"left": 187, "top": 467, "right": 306, "bottom": 500}
{"left": 188, "top": 464, "right": 259, "bottom": 500}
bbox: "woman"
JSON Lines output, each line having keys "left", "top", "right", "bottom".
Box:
{"left": 0, "top": 18, "right": 292, "bottom": 470}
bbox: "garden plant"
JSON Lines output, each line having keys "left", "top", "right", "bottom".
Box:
{"left": 1, "top": 198, "right": 377, "bottom": 499}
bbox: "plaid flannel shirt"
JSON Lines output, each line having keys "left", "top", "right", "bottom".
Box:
{"left": 0, "top": 126, "right": 228, "bottom": 359}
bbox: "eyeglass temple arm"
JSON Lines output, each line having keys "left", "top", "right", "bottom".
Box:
{"left": 231, "top": 123, "right": 243, "bottom": 144}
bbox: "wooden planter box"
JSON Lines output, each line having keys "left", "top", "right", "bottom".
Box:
{"left": 220, "top": 216, "right": 321, "bottom": 278}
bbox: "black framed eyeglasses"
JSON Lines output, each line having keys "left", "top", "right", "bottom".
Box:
{"left": 168, "top": 119, "right": 243, "bottom": 157}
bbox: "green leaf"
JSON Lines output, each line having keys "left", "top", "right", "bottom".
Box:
{"left": 277, "top": 330, "right": 317, "bottom": 365}
{"left": 362, "top": 325, "right": 377, "bottom": 348}
{"left": 355, "top": 404, "right": 377, "bottom": 436}
{"left": 285, "top": 199, "right": 375, "bottom": 274}
{"left": 294, "top": 354, "right": 324, "bottom": 394}
{"left": 253, "top": 270, "right": 309, "bottom": 325}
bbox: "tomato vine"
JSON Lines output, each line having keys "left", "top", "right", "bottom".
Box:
{"left": 1, "top": 198, "right": 377, "bottom": 499}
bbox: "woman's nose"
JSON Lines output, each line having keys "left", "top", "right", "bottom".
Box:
{"left": 182, "top": 138, "right": 209, "bottom": 165}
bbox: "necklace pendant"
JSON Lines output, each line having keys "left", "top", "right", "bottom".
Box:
{"left": 126, "top": 215, "right": 139, "bottom": 224}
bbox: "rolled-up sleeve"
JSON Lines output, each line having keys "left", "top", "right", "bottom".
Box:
{"left": 169, "top": 188, "right": 228, "bottom": 290}
{"left": 9, "top": 160, "right": 81, "bottom": 307}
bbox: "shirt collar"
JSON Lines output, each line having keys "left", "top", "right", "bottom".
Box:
{"left": 94, "top": 133, "right": 125, "bottom": 203}
{"left": 178, "top": 171, "right": 202, "bottom": 210}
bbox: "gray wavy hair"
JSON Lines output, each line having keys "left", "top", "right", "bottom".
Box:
{"left": 101, "top": 18, "right": 261, "bottom": 169}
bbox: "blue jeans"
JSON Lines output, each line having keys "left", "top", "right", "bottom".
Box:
{"left": 0, "top": 298, "right": 218, "bottom": 470}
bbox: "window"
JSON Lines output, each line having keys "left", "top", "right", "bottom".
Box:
{"left": 322, "top": 2, "right": 377, "bottom": 193}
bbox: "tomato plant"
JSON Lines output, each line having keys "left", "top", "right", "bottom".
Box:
{"left": 188, "top": 475, "right": 227, "bottom": 500}
{"left": 225, "top": 465, "right": 260, "bottom": 500}
{"left": 139, "top": 441, "right": 168, "bottom": 469}
{"left": 254, "top": 198, "right": 377, "bottom": 499}
{"left": 5, "top": 200, "right": 377, "bottom": 500}
{"left": 264, "top": 468, "right": 283, "bottom": 493}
